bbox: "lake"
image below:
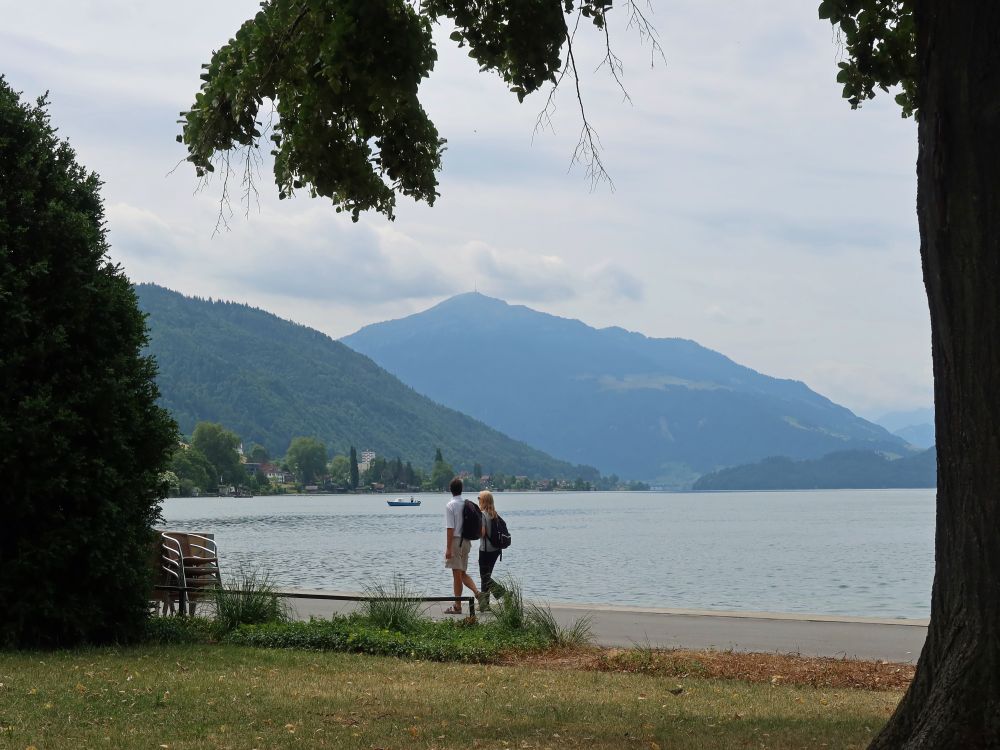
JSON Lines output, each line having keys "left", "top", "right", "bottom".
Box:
{"left": 160, "top": 489, "right": 935, "bottom": 619}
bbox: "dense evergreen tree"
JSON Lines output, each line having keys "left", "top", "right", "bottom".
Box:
{"left": 404, "top": 461, "right": 418, "bottom": 488}
{"left": 0, "top": 79, "right": 177, "bottom": 647}
{"left": 361, "top": 455, "right": 419, "bottom": 489}
{"left": 430, "top": 450, "right": 455, "bottom": 491}
{"left": 349, "top": 446, "right": 359, "bottom": 490}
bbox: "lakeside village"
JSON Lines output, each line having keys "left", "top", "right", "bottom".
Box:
{"left": 166, "top": 421, "right": 649, "bottom": 498}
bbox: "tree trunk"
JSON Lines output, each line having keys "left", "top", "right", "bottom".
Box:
{"left": 871, "top": 3, "right": 1000, "bottom": 748}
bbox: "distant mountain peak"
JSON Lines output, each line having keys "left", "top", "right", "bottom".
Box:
{"left": 433, "top": 291, "right": 509, "bottom": 309}
{"left": 343, "top": 295, "right": 908, "bottom": 484}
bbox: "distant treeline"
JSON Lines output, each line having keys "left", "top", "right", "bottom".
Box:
{"left": 692, "top": 448, "right": 936, "bottom": 491}
{"left": 166, "top": 421, "right": 647, "bottom": 498}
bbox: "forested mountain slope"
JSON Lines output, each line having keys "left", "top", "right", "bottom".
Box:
{"left": 136, "top": 284, "right": 598, "bottom": 479}
{"left": 693, "top": 448, "right": 936, "bottom": 490}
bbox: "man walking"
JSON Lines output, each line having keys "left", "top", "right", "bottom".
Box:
{"left": 443, "top": 476, "right": 481, "bottom": 614}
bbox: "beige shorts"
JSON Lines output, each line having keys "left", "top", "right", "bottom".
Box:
{"left": 445, "top": 537, "right": 471, "bottom": 571}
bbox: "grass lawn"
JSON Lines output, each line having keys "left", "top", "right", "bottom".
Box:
{"left": 0, "top": 645, "right": 899, "bottom": 750}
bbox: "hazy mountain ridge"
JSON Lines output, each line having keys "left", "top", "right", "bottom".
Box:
{"left": 692, "top": 448, "right": 936, "bottom": 491}
{"left": 136, "top": 284, "right": 599, "bottom": 479}
{"left": 875, "top": 407, "right": 936, "bottom": 450}
{"left": 343, "top": 293, "right": 910, "bottom": 484}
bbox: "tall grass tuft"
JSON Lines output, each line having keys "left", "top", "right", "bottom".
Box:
{"left": 489, "top": 576, "right": 526, "bottom": 631}
{"left": 361, "top": 576, "right": 426, "bottom": 633}
{"left": 526, "top": 603, "right": 593, "bottom": 647}
{"left": 213, "top": 565, "right": 289, "bottom": 635}
{"left": 489, "top": 577, "right": 592, "bottom": 647}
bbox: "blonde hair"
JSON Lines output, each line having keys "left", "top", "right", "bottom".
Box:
{"left": 478, "top": 490, "right": 497, "bottom": 519}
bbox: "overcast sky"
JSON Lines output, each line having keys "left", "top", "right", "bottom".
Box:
{"left": 3, "top": 1, "right": 931, "bottom": 420}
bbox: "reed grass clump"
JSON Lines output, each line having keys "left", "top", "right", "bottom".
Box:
{"left": 488, "top": 577, "right": 592, "bottom": 647}
{"left": 361, "top": 576, "right": 426, "bottom": 633}
{"left": 489, "top": 575, "right": 526, "bottom": 630}
{"left": 213, "top": 565, "right": 289, "bottom": 634}
{"left": 525, "top": 602, "right": 593, "bottom": 647}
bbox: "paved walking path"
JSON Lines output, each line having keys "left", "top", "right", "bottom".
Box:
{"left": 278, "top": 589, "right": 928, "bottom": 664}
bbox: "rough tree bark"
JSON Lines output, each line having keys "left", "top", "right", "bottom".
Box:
{"left": 872, "top": 3, "right": 1000, "bottom": 748}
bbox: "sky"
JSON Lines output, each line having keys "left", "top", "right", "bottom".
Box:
{"left": 2, "top": 1, "right": 931, "bottom": 420}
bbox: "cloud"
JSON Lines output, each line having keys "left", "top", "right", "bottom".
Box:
{"left": 585, "top": 262, "right": 645, "bottom": 302}
{"left": 108, "top": 201, "right": 465, "bottom": 305}
{"left": 7, "top": 0, "right": 932, "bottom": 416}
{"left": 462, "top": 241, "right": 644, "bottom": 304}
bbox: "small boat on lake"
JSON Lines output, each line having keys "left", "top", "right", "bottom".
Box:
{"left": 387, "top": 497, "right": 421, "bottom": 507}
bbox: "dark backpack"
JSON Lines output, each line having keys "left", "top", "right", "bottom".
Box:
{"left": 488, "top": 513, "right": 512, "bottom": 551}
{"left": 460, "top": 499, "right": 482, "bottom": 541}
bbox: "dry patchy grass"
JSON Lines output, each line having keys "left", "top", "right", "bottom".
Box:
{"left": 0, "top": 644, "right": 901, "bottom": 750}
{"left": 505, "top": 646, "right": 915, "bottom": 692}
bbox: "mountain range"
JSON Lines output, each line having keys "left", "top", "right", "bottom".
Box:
{"left": 135, "top": 284, "right": 598, "bottom": 480}
{"left": 692, "top": 448, "right": 936, "bottom": 490}
{"left": 343, "top": 293, "right": 912, "bottom": 484}
{"left": 875, "top": 407, "right": 936, "bottom": 450}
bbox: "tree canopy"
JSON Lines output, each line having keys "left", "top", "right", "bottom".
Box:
{"left": 819, "top": 1, "right": 916, "bottom": 117}
{"left": 285, "top": 436, "right": 327, "bottom": 484}
{"left": 0, "top": 78, "right": 177, "bottom": 647}
{"left": 170, "top": 444, "right": 217, "bottom": 495}
{"left": 179, "top": 0, "right": 631, "bottom": 220}
{"left": 191, "top": 421, "right": 243, "bottom": 485}
{"left": 187, "top": 2, "right": 1000, "bottom": 745}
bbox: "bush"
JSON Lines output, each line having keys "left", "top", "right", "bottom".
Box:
{"left": 0, "top": 78, "right": 177, "bottom": 648}
{"left": 361, "top": 577, "right": 426, "bottom": 633}
{"left": 213, "top": 566, "right": 289, "bottom": 635}
{"left": 144, "top": 616, "right": 216, "bottom": 645}
{"left": 225, "top": 615, "right": 547, "bottom": 663}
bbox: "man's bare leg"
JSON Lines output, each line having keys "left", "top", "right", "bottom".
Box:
{"left": 452, "top": 569, "right": 464, "bottom": 610}
{"left": 461, "top": 572, "right": 480, "bottom": 599}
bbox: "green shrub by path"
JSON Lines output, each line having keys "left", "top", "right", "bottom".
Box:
{"left": 0, "top": 80, "right": 177, "bottom": 648}
{"left": 140, "top": 611, "right": 550, "bottom": 663}
{"left": 143, "top": 616, "right": 216, "bottom": 645}
{"left": 144, "top": 573, "right": 590, "bottom": 660}
{"left": 224, "top": 615, "right": 548, "bottom": 662}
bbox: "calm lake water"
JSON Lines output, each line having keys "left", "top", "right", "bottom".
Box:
{"left": 160, "top": 489, "right": 935, "bottom": 619}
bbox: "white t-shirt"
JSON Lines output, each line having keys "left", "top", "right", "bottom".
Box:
{"left": 444, "top": 495, "right": 465, "bottom": 539}
{"left": 445, "top": 495, "right": 465, "bottom": 539}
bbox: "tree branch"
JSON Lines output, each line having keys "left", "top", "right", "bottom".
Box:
{"left": 565, "top": 21, "right": 613, "bottom": 191}
{"left": 624, "top": 0, "right": 666, "bottom": 68}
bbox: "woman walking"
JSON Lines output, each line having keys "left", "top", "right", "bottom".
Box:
{"left": 477, "top": 490, "right": 506, "bottom": 611}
